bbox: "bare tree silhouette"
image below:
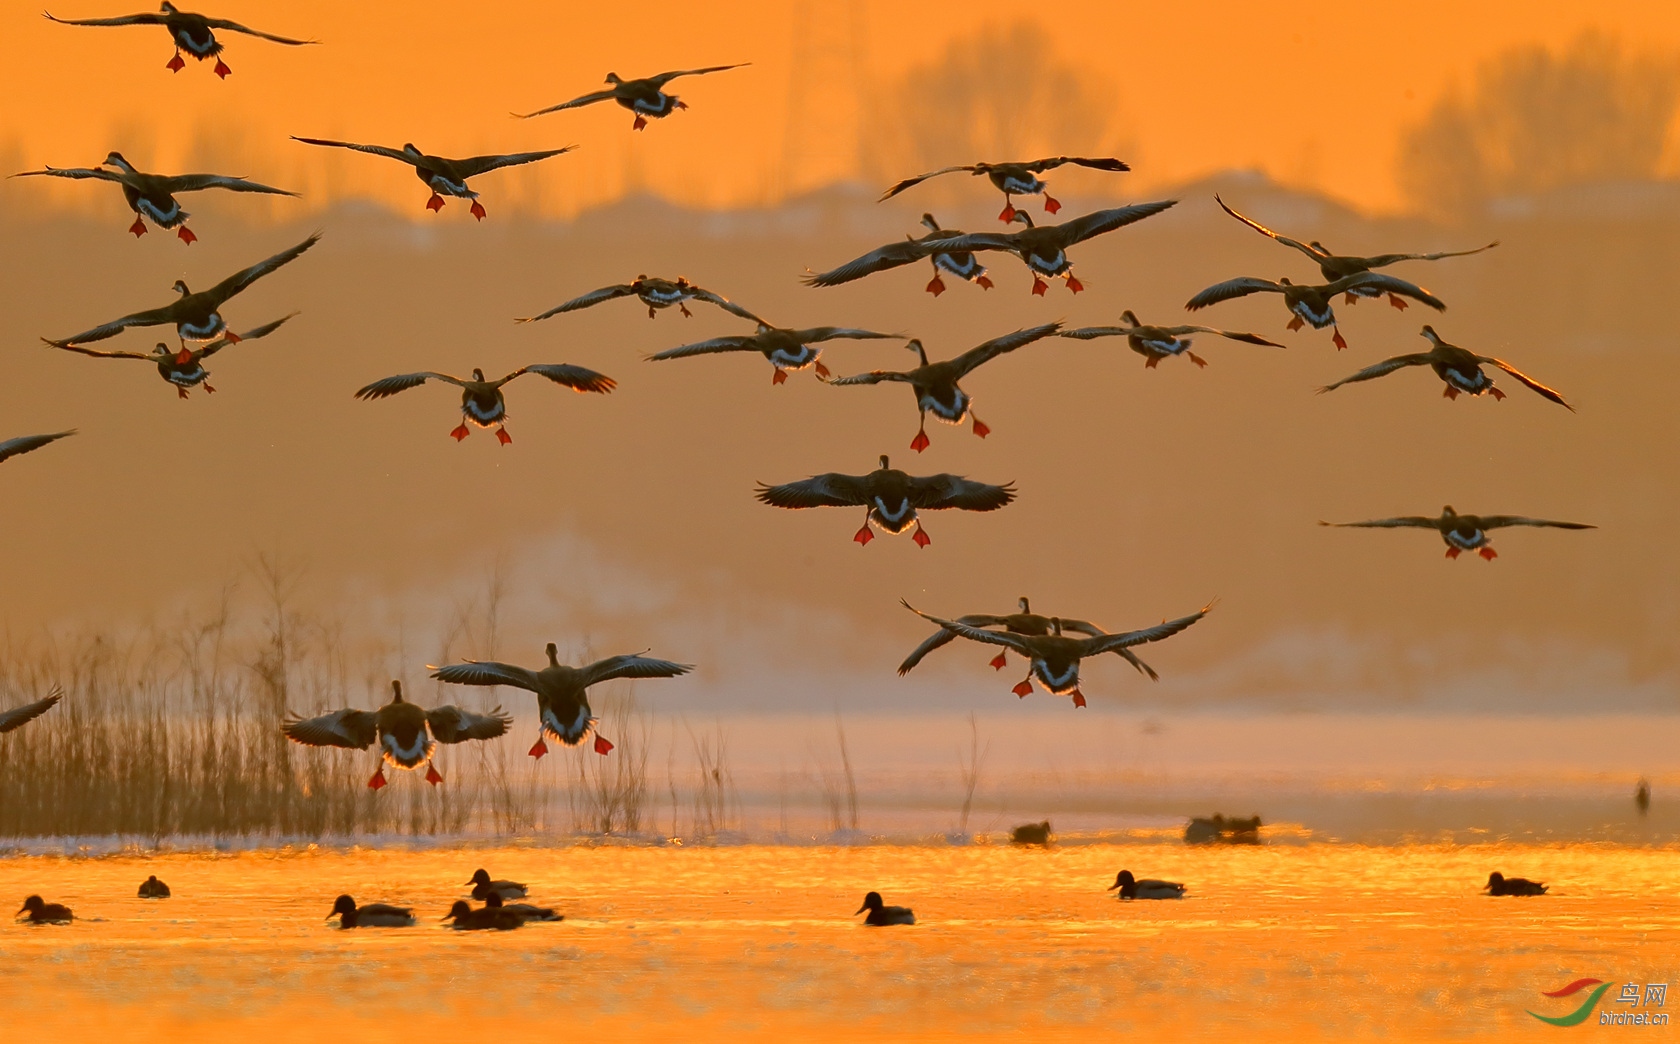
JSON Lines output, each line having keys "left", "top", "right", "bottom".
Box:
{"left": 1399, "top": 34, "right": 1680, "bottom": 218}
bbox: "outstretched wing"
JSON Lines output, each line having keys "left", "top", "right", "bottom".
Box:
{"left": 948, "top": 322, "right": 1062, "bottom": 377}
{"left": 290, "top": 136, "right": 414, "bottom": 165}
{"left": 1316, "top": 354, "right": 1435, "bottom": 394}
{"left": 818, "top": 368, "right": 913, "bottom": 387}
{"left": 519, "top": 284, "right": 635, "bottom": 321}
{"left": 0, "top": 686, "right": 63, "bottom": 733}
{"left": 10, "top": 165, "right": 122, "bottom": 183}
{"left": 46, "top": 340, "right": 154, "bottom": 360}
{"left": 203, "top": 232, "right": 320, "bottom": 305}
{"left": 202, "top": 17, "right": 316, "bottom": 45}
{"left": 907, "top": 475, "right": 1016, "bottom": 511}
{"left": 1051, "top": 200, "right": 1178, "bottom": 246}
{"left": 1361, "top": 241, "right": 1499, "bottom": 267}
{"left": 646, "top": 62, "right": 750, "bottom": 87}
{"left": 1214, "top": 195, "right": 1326, "bottom": 260}
{"left": 504, "top": 364, "right": 616, "bottom": 394}
{"left": 580, "top": 654, "right": 695, "bottom": 687}
{"left": 426, "top": 705, "right": 513, "bottom": 744}
{"left": 282, "top": 707, "right": 378, "bottom": 749}
{"left": 877, "top": 165, "right": 978, "bottom": 202}
{"left": 1028, "top": 156, "right": 1131, "bottom": 174}
{"left": 647, "top": 335, "right": 760, "bottom": 361}
{"left": 684, "top": 287, "right": 763, "bottom": 322}
{"left": 429, "top": 660, "right": 542, "bottom": 692}
{"left": 1184, "top": 277, "right": 1285, "bottom": 311}
{"left": 803, "top": 239, "right": 938, "bottom": 287}
{"left": 43, "top": 11, "right": 166, "bottom": 27}
{"left": 789, "top": 327, "right": 899, "bottom": 344}
{"left": 754, "top": 473, "right": 871, "bottom": 509}
{"left": 47, "top": 303, "right": 182, "bottom": 346}
{"left": 1482, "top": 357, "right": 1575, "bottom": 411}
{"left": 513, "top": 89, "right": 619, "bottom": 119}
{"left": 1171, "top": 326, "right": 1287, "bottom": 347}
{"left": 199, "top": 313, "right": 296, "bottom": 359}
{"left": 1318, "top": 516, "right": 1441, "bottom": 529}
{"left": 1476, "top": 515, "right": 1595, "bottom": 531}
{"left": 896, "top": 627, "right": 959, "bottom": 675}
{"left": 167, "top": 173, "right": 298, "bottom": 196}
{"left": 452, "top": 147, "right": 574, "bottom": 179}
{"left": 1329, "top": 272, "right": 1446, "bottom": 311}
{"left": 0, "top": 430, "right": 76, "bottom": 465}
{"left": 900, "top": 600, "right": 1034, "bottom": 654}
{"left": 1082, "top": 604, "right": 1213, "bottom": 655}
{"left": 353, "top": 372, "right": 465, "bottom": 400}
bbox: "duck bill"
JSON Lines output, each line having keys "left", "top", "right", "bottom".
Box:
{"left": 1105, "top": 882, "right": 1120, "bottom": 891}
{"left": 854, "top": 905, "right": 868, "bottom": 915}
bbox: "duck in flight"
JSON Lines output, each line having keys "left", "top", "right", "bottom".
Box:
{"left": 1061, "top": 310, "right": 1284, "bottom": 369}
{"left": 897, "top": 597, "right": 1156, "bottom": 680}
{"left": 290, "top": 138, "right": 572, "bottom": 219}
{"left": 1317, "top": 326, "right": 1573, "bottom": 409}
{"left": 519, "top": 276, "right": 761, "bottom": 322}
{"left": 756, "top": 455, "right": 1015, "bottom": 548}
{"left": 431, "top": 645, "right": 694, "bottom": 759}
{"left": 1215, "top": 195, "right": 1497, "bottom": 309}
{"left": 0, "top": 686, "right": 63, "bottom": 734}
{"left": 0, "top": 432, "right": 76, "bottom": 468}
{"left": 515, "top": 64, "right": 749, "bottom": 130}
{"left": 1319, "top": 505, "right": 1594, "bottom": 560}
{"left": 880, "top": 157, "right": 1132, "bottom": 222}
{"left": 12, "top": 151, "right": 296, "bottom": 243}
{"left": 49, "top": 314, "right": 294, "bottom": 399}
{"left": 282, "top": 680, "right": 512, "bottom": 790}
{"left": 648, "top": 323, "right": 900, "bottom": 385}
{"left": 803, "top": 214, "right": 994, "bottom": 298}
{"left": 44, "top": 3, "right": 315, "bottom": 78}
{"left": 820, "top": 323, "right": 1061, "bottom": 451}
{"left": 44, "top": 233, "right": 317, "bottom": 351}
{"left": 353, "top": 363, "right": 615, "bottom": 444}
{"left": 1185, "top": 272, "right": 1444, "bottom": 351}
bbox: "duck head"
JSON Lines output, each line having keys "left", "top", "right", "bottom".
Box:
{"left": 160, "top": 1, "right": 179, "bottom": 12}
{"left": 102, "top": 151, "right": 135, "bottom": 173}
{"left": 329, "top": 894, "right": 357, "bottom": 919}
{"left": 1119, "top": 310, "right": 1140, "bottom": 328}
{"left": 1483, "top": 872, "right": 1503, "bottom": 891}
{"left": 442, "top": 900, "right": 473, "bottom": 922}
{"left": 1441, "top": 505, "right": 1459, "bottom": 521}
{"left": 389, "top": 680, "right": 405, "bottom": 704}
{"left": 1278, "top": 277, "right": 1296, "bottom": 288}
{"left": 470, "top": 368, "right": 486, "bottom": 382}
{"left": 466, "top": 868, "right": 492, "bottom": 887}
{"left": 1420, "top": 324, "right": 1444, "bottom": 346}
{"left": 876, "top": 454, "right": 890, "bottom": 471}
{"left": 545, "top": 642, "right": 560, "bottom": 666}
{"left": 920, "top": 213, "right": 941, "bottom": 232}
{"left": 400, "top": 144, "right": 423, "bottom": 159}
{"left": 855, "top": 891, "right": 884, "bottom": 915}
{"left": 605, "top": 72, "right": 624, "bottom": 85}
{"left": 171, "top": 279, "right": 191, "bottom": 297}
{"left": 483, "top": 893, "right": 505, "bottom": 909}
{"left": 17, "top": 895, "right": 44, "bottom": 916}
{"left": 903, "top": 339, "right": 929, "bottom": 366}
{"left": 1050, "top": 617, "right": 1064, "bottom": 636}
{"left": 1309, "top": 240, "right": 1333, "bottom": 254}
{"left": 1018, "top": 596, "right": 1031, "bottom": 613}
{"left": 1107, "top": 870, "right": 1136, "bottom": 891}
{"left": 1007, "top": 211, "right": 1035, "bottom": 229}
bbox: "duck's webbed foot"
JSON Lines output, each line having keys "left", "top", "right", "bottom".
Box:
{"left": 1478, "top": 547, "right": 1498, "bottom": 561}
{"left": 129, "top": 217, "right": 148, "bottom": 237}
{"left": 496, "top": 427, "right": 512, "bottom": 445}
{"left": 1071, "top": 689, "right": 1087, "bottom": 708}
{"left": 450, "top": 423, "right": 471, "bottom": 441}
{"left": 166, "top": 51, "right": 185, "bottom": 72}
{"left": 213, "top": 58, "right": 231, "bottom": 79}
{"left": 1286, "top": 316, "right": 1305, "bottom": 332}
{"left": 593, "top": 735, "right": 614, "bottom": 755}
{"left": 910, "top": 423, "right": 930, "bottom": 453}
{"left": 1065, "top": 274, "right": 1084, "bottom": 294}
{"left": 177, "top": 226, "right": 197, "bottom": 244}
{"left": 1388, "top": 293, "right": 1409, "bottom": 311}
{"left": 426, "top": 193, "right": 446, "bottom": 212}
{"left": 528, "top": 737, "right": 549, "bottom": 759}
{"left": 971, "top": 416, "right": 990, "bottom": 438}
{"left": 425, "top": 763, "right": 444, "bottom": 785}
{"left": 1445, "top": 547, "right": 1461, "bottom": 559}
{"left": 469, "top": 200, "right": 487, "bottom": 220}
{"left": 367, "top": 766, "right": 387, "bottom": 790}
{"left": 925, "top": 273, "right": 946, "bottom": 296}
{"left": 1331, "top": 327, "right": 1348, "bottom": 351}
{"left": 1043, "top": 193, "right": 1061, "bottom": 215}
{"left": 912, "top": 525, "right": 931, "bottom": 548}
{"left": 632, "top": 116, "right": 648, "bottom": 130}
{"left": 989, "top": 651, "right": 1009, "bottom": 670}
{"left": 1011, "top": 678, "right": 1033, "bottom": 697}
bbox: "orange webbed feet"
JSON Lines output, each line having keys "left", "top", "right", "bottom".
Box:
{"left": 426, "top": 194, "right": 446, "bottom": 212}
{"left": 1043, "top": 194, "right": 1061, "bottom": 214}
{"left": 998, "top": 202, "right": 1017, "bottom": 223}
{"left": 174, "top": 348, "right": 193, "bottom": 364}
{"left": 1030, "top": 278, "right": 1049, "bottom": 296}
{"left": 771, "top": 369, "right": 788, "bottom": 385}
{"left": 222, "top": 331, "right": 241, "bottom": 344}
{"left": 1286, "top": 316, "right": 1305, "bottom": 332}
{"left": 989, "top": 652, "right": 1008, "bottom": 670}
{"left": 128, "top": 217, "right": 148, "bottom": 238}
{"left": 177, "top": 226, "right": 197, "bottom": 245}
{"left": 1065, "top": 275, "right": 1084, "bottom": 294}
{"left": 367, "top": 767, "right": 387, "bottom": 790}
{"left": 202, "top": 383, "right": 215, "bottom": 394}
{"left": 912, "top": 527, "right": 931, "bottom": 548}
{"left": 1188, "top": 352, "right": 1209, "bottom": 368}
{"left": 1445, "top": 547, "right": 1461, "bottom": 559}
{"left": 594, "top": 735, "right": 614, "bottom": 755}
{"left": 1144, "top": 356, "right": 1161, "bottom": 369}
{"left": 853, "top": 525, "right": 874, "bottom": 546}
{"left": 1442, "top": 386, "right": 1459, "bottom": 400}
{"left": 632, "top": 116, "right": 648, "bottom": 130}
{"left": 910, "top": 429, "right": 930, "bottom": 453}
{"left": 528, "top": 738, "right": 549, "bottom": 759}
{"left": 1331, "top": 328, "right": 1348, "bottom": 351}
{"left": 975, "top": 275, "right": 993, "bottom": 290}
{"left": 495, "top": 427, "right": 512, "bottom": 445}
{"left": 814, "top": 360, "right": 830, "bottom": 378}
{"left": 1489, "top": 387, "right": 1506, "bottom": 401}
{"left": 971, "top": 418, "right": 990, "bottom": 438}
{"left": 166, "top": 52, "right": 185, "bottom": 72}
{"left": 925, "top": 275, "right": 946, "bottom": 297}
{"left": 176, "top": 387, "right": 189, "bottom": 400}
{"left": 469, "top": 200, "right": 487, "bottom": 221}
{"left": 1011, "top": 680, "right": 1033, "bottom": 698}
{"left": 1071, "top": 690, "right": 1087, "bottom": 708}
{"left": 1479, "top": 547, "right": 1498, "bottom": 561}
{"left": 213, "top": 59, "right": 231, "bottom": 78}
{"left": 450, "top": 423, "right": 471, "bottom": 442}
{"left": 1388, "top": 293, "right": 1409, "bottom": 311}
{"left": 425, "top": 763, "right": 444, "bottom": 786}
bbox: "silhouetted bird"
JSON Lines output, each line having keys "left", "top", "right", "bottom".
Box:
{"left": 282, "top": 680, "right": 511, "bottom": 790}
{"left": 443, "top": 900, "right": 525, "bottom": 931}
{"left": 50, "top": 315, "right": 294, "bottom": 399}
{"left": 1185, "top": 272, "right": 1444, "bottom": 351}
{"left": 1484, "top": 872, "right": 1547, "bottom": 896}
{"left": 12, "top": 151, "right": 296, "bottom": 242}
{"left": 648, "top": 323, "right": 900, "bottom": 386}
{"left": 354, "top": 364, "right": 615, "bottom": 444}
{"left": 137, "top": 875, "right": 170, "bottom": 899}
{"left": 483, "top": 893, "right": 562, "bottom": 922}
{"left": 1318, "top": 326, "right": 1573, "bottom": 409}
{"left": 1319, "top": 506, "right": 1593, "bottom": 561}
{"left": 43, "top": 3, "right": 315, "bottom": 78}
{"left": 898, "top": 596, "right": 1153, "bottom": 678}
{"left": 0, "top": 686, "right": 64, "bottom": 732}
{"left": 757, "top": 455, "right": 1015, "bottom": 548}
{"left": 1010, "top": 821, "right": 1052, "bottom": 846}
{"left": 290, "top": 138, "right": 572, "bottom": 219}
{"left": 515, "top": 64, "right": 750, "bottom": 130}
{"left": 855, "top": 891, "right": 915, "bottom": 926}
{"left": 329, "top": 895, "right": 415, "bottom": 928}
{"left": 1109, "top": 870, "right": 1187, "bottom": 900}
{"left": 17, "top": 896, "right": 73, "bottom": 923}
{"left": 1061, "top": 310, "right": 1284, "bottom": 369}
{"left": 1636, "top": 779, "right": 1651, "bottom": 815}
{"left": 520, "top": 276, "right": 761, "bottom": 323}
{"left": 879, "top": 156, "right": 1133, "bottom": 222}
{"left": 465, "top": 869, "right": 527, "bottom": 901}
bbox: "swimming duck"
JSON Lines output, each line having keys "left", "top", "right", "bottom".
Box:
{"left": 483, "top": 893, "right": 562, "bottom": 922}
{"left": 289, "top": 138, "right": 572, "bottom": 219}
{"left": 855, "top": 891, "right": 915, "bottom": 926}
{"left": 1010, "top": 821, "right": 1052, "bottom": 846}
{"left": 1185, "top": 272, "right": 1445, "bottom": 350}
{"left": 756, "top": 455, "right": 1015, "bottom": 548}
{"left": 443, "top": 900, "right": 525, "bottom": 931}
{"left": 44, "top": 233, "right": 317, "bottom": 350}
{"left": 901, "top": 600, "right": 1211, "bottom": 706}
{"left": 353, "top": 363, "right": 615, "bottom": 444}
{"left": 328, "top": 895, "right": 415, "bottom": 927}
{"left": 648, "top": 323, "right": 900, "bottom": 385}
{"left": 898, "top": 597, "right": 1155, "bottom": 678}
{"left": 137, "top": 876, "right": 170, "bottom": 899}
{"left": 819, "top": 322, "right": 1061, "bottom": 450}
{"left": 17, "top": 896, "right": 73, "bottom": 923}
{"left": 44, "top": 3, "right": 315, "bottom": 78}
{"left": 12, "top": 151, "right": 297, "bottom": 242}
{"left": 1317, "top": 325, "right": 1573, "bottom": 409}
{"left": 1216, "top": 195, "right": 1497, "bottom": 309}
{"left": 465, "top": 870, "right": 527, "bottom": 901}
{"left": 431, "top": 645, "right": 694, "bottom": 759}
{"left": 1109, "top": 869, "right": 1186, "bottom": 900}
{"left": 1319, "top": 505, "right": 1593, "bottom": 561}
{"left": 520, "top": 276, "right": 762, "bottom": 323}
{"left": 49, "top": 314, "right": 294, "bottom": 399}
{"left": 282, "top": 680, "right": 512, "bottom": 790}
{"left": 0, "top": 686, "right": 63, "bottom": 733}
{"left": 515, "top": 64, "right": 750, "bottom": 130}
{"left": 1484, "top": 872, "right": 1547, "bottom": 896}
{"left": 0, "top": 432, "right": 76, "bottom": 468}
{"left": 879, "top": 156, "right": 1132, "bottom": 222}
{"left": 1061, "top": 310, "right": 1285, "bottom": 369}
{"left": 809, "top": 203, "right": 1175, "bottom": 296}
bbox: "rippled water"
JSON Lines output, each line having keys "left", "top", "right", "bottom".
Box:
{"left": 0, "top": 842, "right": 1674, "bottom": 1041}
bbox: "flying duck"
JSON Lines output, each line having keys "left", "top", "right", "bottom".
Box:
{"left": 0, "top": 686, "right": 63, "bottom": 732}
{"left": 1185, "top": 272, "right": 1445, "bottom": 350}
{"left": 0, "top": 432, "right": 76, "bottom": 468}
{"left": 820, "top": 322, "right": 1060, "bottom": 451}
{"left": 1484, "top": 872, "right": 1547, "bottom": 896}
{"left": 44, "top": 233, "right": 317, "bottom": 350}
{"left": 1319, "top": 506, "right": 1594, "bottom": 561}
{"left": 1317, "top": 325, "right": 1573, "bottom": 409}
{"left": 897, "top": 597, "right": 1155, "bottom": 679}
{"left": 1216, "top": 195, "right": 1497, "bottom": 309}
{"left": 855, "top": 891, "right": 915, "bottom": 926}
{"left": 757, "top": 455, "right": 1014, "bottom": 548}
{"left": 1061, "top": 310, "right": 1285, "bottom": 369}
{"left": 49, "top": 314, "right": 293, "bottom": 399}
{"left": 443, "top": 900, "right": 525, "bottom": 931}
{"left": 647, "top": 323, "right": 900, "bottom": 385}
{"left": 329, "top": 895, "right": 415, "bottom": 928}
{"left": 483, "top": 893, "right": 562, "bottom": 922}
{"left": 353, "top": 363, "right": 614, "bottom": 444}
{"left": 466, "top": 869, "right": 526, "bottom": 901}
{"left": 431, "top": 645, "right": 694, "bottom": 759}
{"left": 901, "top": 599, "right": 1211, "bottom": 707}
{"left": 1108, "top": 870, "right": 1187, "bottom": 900}
{"left": 282, "top": 680, "right": 512, "bottom": 790}
{"left": 515, "top": 64, "right": 750, "bottom": 130}
{"left": 289, "top": 138, "right": 572, "bottom": 219}
{"left": 519, "top": 276, "right": 762, "bottom": 322}
{"left": 809, "top": 203, "right": 1175, "bottom": 296}
{"left": 12, "top": 152, "right": 296, "bottom": 242}
{"left": 880, "top": 157, "right": 1132, "bottom": 222}
{"left": 44, "top": 3, "right": 315, "bottom": 78}
{"left": 17, "top": 896, "right": 73, "bottom": 924}
{"left": 804, "top": 214, "right": 995, "bottom": 298}
{"left": 137, "top": 876, "right": 170, "bottom": 899}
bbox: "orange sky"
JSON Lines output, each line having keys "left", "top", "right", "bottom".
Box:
{"left": 5, "top": 0, "right": 1680, "bottom": 215}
